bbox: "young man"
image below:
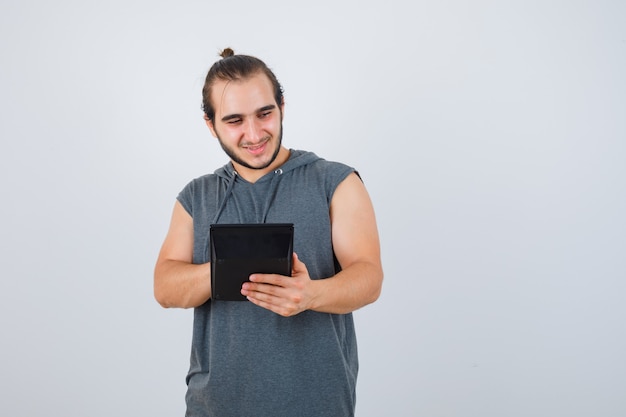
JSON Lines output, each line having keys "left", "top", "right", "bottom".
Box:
{"left": 154, "top": 48, "right": 383, "bottom": 417}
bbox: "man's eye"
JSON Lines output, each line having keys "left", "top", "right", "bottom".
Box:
{"left": 227, "top": 119, "right": 242, "bottom": 125}
{"left": 259, "top": 111, "right": 271, "bottom": 118}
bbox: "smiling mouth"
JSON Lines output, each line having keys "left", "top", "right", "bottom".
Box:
{"left": 243, "top": 137, "right": 270, "bottom": 152}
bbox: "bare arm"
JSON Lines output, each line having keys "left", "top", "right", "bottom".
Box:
{"left": 154, "top": 201, "right": 212, "bottom": 309}
{"left": 308, "top": 172, "right": 383, "bottom": 313}
{"left": 243, "top": 172, "right": 383, "bottom": 315}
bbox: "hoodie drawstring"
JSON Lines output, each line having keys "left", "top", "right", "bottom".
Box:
{"left": 261, "top": 168, "right": 283, "bottom": 223}
{"left": 212, "top": 170, "right": 237, "bottom": 224}
{"left": 212, "top": 168, "right": 285, "bottom": 225}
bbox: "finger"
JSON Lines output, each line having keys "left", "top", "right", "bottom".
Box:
{"left": 292, "top": 252, "right": 308, "bottom": 275}
{"left": 245, "top": 290, "right": 288, "bottom": 314}
{"left": 242, "top": 280, "right": 285, "bottom": 299}
{"left": 246, "top": 293, "right": 298, "bottom": 317}
{"left": 249, "top": 273, "right": 281, "bottom": 285}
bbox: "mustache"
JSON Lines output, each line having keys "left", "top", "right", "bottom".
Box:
{"left": 241, "top": 136, "right": 271, "bottom": 148}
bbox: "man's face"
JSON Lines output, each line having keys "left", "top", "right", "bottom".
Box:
{"left": 207, "top": 73, "right": 284, "bottom": 172}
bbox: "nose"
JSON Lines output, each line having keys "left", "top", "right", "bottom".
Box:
{"left": 244, "top": 118, "right": 263, "bottom": 143}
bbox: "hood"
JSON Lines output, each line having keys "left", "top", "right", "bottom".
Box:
{"left": 213, "top": 149, "right": 321, "bottom": 181}
{"left": 211, "top": 149, "right": 322, "bottom": 223}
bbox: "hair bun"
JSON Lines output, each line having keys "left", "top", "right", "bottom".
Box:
{"left": 220, "top": 47, "right": 235, "bottom": 58}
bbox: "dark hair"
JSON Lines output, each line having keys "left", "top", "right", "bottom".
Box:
{"left": 202, "top": 47, "right": 284, "bottom": 123}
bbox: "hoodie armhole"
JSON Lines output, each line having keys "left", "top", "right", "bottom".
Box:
{"left": 176, "top": 186, "right": 194, "bottom": 217}
{"left": 327, "top": 167, "right": 357, "bottom": 203}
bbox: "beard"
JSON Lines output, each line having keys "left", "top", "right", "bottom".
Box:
{"left": 216, "top": 122, "right": 284, "bottom": 170}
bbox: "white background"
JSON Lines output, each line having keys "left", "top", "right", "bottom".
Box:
{"left": 1, "top": 1, "right": 625, "bottom": 416}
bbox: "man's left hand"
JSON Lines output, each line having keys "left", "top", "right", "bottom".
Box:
{"left": 241, "top": 252, "right": 317, "bottom": 317}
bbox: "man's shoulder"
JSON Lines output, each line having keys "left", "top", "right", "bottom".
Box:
{"left": 177, "top": 172, "right": 225, "bottom": 202}
{"left": 184, "top": 170, "right": 226, "bottom": 187}
{"left": 189, "top": 171, "right": 219, "bottom": 183}
{"left": 303, "top": 157, "right": 355, "bottom": 181}
{"left": 289, "top": 150, "right": 353, "bottom": 172}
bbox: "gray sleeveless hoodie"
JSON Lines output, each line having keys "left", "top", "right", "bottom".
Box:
{"left": 177, "top": 149, "right": 358, "bottom": 417}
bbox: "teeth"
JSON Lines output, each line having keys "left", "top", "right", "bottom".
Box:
{"left": 245, "top": 140, "right": 267, "bottom": 150}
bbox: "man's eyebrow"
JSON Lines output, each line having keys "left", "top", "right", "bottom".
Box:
{"left": 220, "top": 104, "right": 277, "bottom": 123}
{"left": 221, "top": 113, "right": 242, "bottom": 123}
{"left": 258, "top": 104, "right": 276, "bottom": 113}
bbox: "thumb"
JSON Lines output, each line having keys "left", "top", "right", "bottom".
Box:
{"left": 291, "top": 252, "right": 307, "bottom": 276}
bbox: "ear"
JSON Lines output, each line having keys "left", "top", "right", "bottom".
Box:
{"left": 204, "top": 116, "right": 218, "bottom": 138}
{"left": 280, "top": 99, "right": 285, "bottom": 120}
